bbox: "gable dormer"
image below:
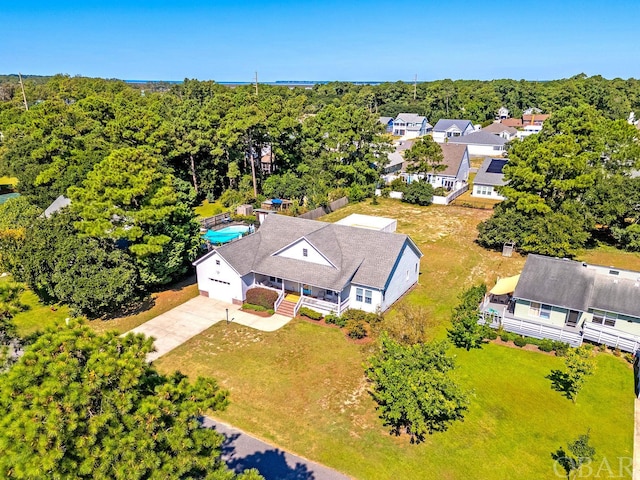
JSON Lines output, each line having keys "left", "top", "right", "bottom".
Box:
{"left": 272, "top": 238, "right": 335, "bottom": 267}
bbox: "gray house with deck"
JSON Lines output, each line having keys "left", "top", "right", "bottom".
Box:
{"left": 479, "top": 254, "right": 640, "bottom": 352}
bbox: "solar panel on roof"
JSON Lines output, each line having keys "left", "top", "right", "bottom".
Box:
{"left": 486, "top": 159, "right": 507, "bottom": 174}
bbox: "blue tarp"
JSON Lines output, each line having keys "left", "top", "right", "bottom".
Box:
{"left": 203, "top": 230, "right": 244, "bottom": 245}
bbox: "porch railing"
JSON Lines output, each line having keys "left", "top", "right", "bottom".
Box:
{"left": 293, "top": 296, "right": 304, "bottom": 317}
{"left": 583, "top": 322, "right": 640, "bottom": 353}
{"left": 301, "top": 296, "right": 340, "bottom": 314}
{"left": 274, "top": 291, "right": 285, "bottom": 312}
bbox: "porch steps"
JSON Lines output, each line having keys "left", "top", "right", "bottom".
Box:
{"left": 276, "top": 299, "right": 297, "bottom": 317}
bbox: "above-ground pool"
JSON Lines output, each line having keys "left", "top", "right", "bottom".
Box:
{"left": 203, "top": 225, "right": 252, "bottom": 245}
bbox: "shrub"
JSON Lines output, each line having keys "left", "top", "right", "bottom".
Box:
{"left": 514, "top": 336, "right": 528, "bottom": 347}
{"left": 553, "top": 341, "right": 570, "bottom": 357}
{"left": 500, "top": 333, "right": 510, "bottom": 342}
{"left": 245, "top": 287, "right": 279, "bottom": 310}
{"left": 402, "top": 180, "right": 434, "bottom": 206}
{"left": 346, "top": 319, "right": 367, "bottom": 339}
{"left": 433, "top": 186, "right": 448, "bottom": 196}
{"left": 624, "top": 353, "right": 635, "bottom": 364}
{"left": 613, "top": 347, "right": 622, "bottom": 357}
{"left": 342, "top": 309, "right": 381, "bottom": 325}
{"left": 242, "top": 303, "right": 273, "bottom": 314}
{"left": 325, "top": 313, "right": 346, "bottom": 327}
{"left": 298, "top": 307, "right": 322, "bottom": 320}
{"left": 230, "top": 214, "right": 257, "bottom": 225}
{"left": 484, "top": 328, "right": 498, "bottom": 340}
{"left": 538, "top": 339, "right": 555, "bottom": 352}
{"left": 389, "top": 178, "right": 407, "bottom": 193}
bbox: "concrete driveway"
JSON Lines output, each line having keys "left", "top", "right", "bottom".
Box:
{"left": 128, "top": 295, "right": 292, "bottom": 361}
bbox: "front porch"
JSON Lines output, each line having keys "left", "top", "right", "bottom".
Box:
{"left": 252, "top": 274, "right": 349, "bottom": 317}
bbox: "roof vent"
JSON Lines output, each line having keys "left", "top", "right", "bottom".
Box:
{"left": 613, "top": 279, "right": 619, "bottom": 284}
{"left": 609, "top": 270, "right": 619, "bottom": 276}
{"left": 582, "top": 262, "right": 587, "bottom": 267}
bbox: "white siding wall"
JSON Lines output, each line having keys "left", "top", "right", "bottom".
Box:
{"left": 276, "top": 239, "right": 333, "bottom": 267}
{"left": 196, "top": 253, "right": 244, "bottom": 303}
{"left": 513, "top": 299, "right": 569, "bottom": 328}
{"left": 433, "top": 131, "right": 447, "bottom": 143}
{"left": 466, "top": 144, "right": 505, "bottom": 157}
{"left": 381, "top": 242, "right": 421, "bottom": 310}
{"left": 458, "top": 150, "right": 470, "bottom": 181}
{"left": 349, "top": 285, "right": 384, "bottom": 313}
{"left": 473, "top": 184, "right": 505, "bottom": 200}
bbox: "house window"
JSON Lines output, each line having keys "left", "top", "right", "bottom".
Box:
{"left": 356, "top": 288, "right": 363, "bottom": 302}
{"left": 365, "top": 290, "right": 372, "bottom": 304}
{"left": 530, "top": 302, "right": 552, "bottom": 319}
{"left": 303, "top": 248, "right": 308, "bottom": 257}
{"left": 529, "top": 302, "right": 541, "bottom": 317}
{"left": 591, "top": 309, "right": 617, "bottom": 327}
{"left": 215, "top": 260, "right": 220, "bottom": 266}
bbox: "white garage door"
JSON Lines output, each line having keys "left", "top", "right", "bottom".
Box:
{"left": 207, "top": 277, "right": 235, "bottom": 303}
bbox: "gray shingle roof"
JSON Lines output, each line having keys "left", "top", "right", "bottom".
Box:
{"left": 379, "top": 116, "right": 393, "bottom": 125}
{"left": 590, "top": 276, "right": 640, "bottom": 318}
{"left": 514, "top": 254, "right": 640, "bottom": 318}
{"left": 439, "top": 144, "right": 468, "bottom": 177}
{"left": 447, "top": 130, "right": 508, "bottom": 146}
{"left": 43, "top": 195, "right": 71, "bottom": 218}
{"left": 433, "top": 119, "right": 472, "bottom": 132}
{"left": 514, "top": 255, "right": 594, "bottom": 312}
{"left": 200, "top": 214, "right": 422, "bottom": 291}
{"left": 395, "top": 113, "right": 426, "bottom": 124}
{"left": 474, "top": 158, "right": 508, "bottom": 187}
{"left": 482, "top": 123, "right": 517, "bottom": 135}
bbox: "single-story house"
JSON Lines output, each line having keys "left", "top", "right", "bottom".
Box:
{"left": 432, "top": 119, "right": 475, "bottom": 143}
{"left": 482, "top": 122, "right": 517, "bottom": 140}
{"left": 194, "top": 214, "right": 423, "bottom": 316}
{"left": 379, "top": 116, "right": 394, "bottom": 133}
{"left": 480, "top": 254, "right": 640, "bottom": 352}
{"left": 404, "top": 144, "right": 470, "bottom": 192}
{"left": 446, "top": 130, "right": 508, "bottom": 157}
{"left": 392, "top": 113, "right": 431, "bottom": 138}
{"left": 472, "top": 158, "right": 507, "bottom": 200}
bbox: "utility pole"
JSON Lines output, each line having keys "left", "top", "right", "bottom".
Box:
{"left": 18, "top": 72, "right": 28, "bottom": 111}
{"left": 413, "top": 74, "right": 417, "bottom": 101}
{"left": 254, "top": 71, "right": 259, "bottom": 97}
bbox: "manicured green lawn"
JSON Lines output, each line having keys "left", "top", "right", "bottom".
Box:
{"left": 0, "top": 276, "right": 71, "bottom": 336}
{"left": 194, "top": 199, "right": 226, "bottom": 218}
{"left": 155, "top": 319, "right": 633, "bottom": 479}
{"left": 155, "top": 198, "right": 636, "bottom": 479}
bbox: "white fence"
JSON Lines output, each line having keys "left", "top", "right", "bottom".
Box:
{"left": 583, "top": 322, "right": 640, "bottom": 353}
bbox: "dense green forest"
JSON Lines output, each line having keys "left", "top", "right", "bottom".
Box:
{"left": 1, "top": 74, "right": 640, "bottom": 315}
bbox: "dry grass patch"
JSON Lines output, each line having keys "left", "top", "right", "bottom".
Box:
{"left": 89, "top": 276, "right": 198, "bottom": 334}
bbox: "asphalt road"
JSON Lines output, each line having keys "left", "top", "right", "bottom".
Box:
{"left": 203, "top": 417, "right": 351, "bottom": 480}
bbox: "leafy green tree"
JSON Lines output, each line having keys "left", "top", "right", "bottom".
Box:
{"left": 552, "top": 431, "right": 596, "bottom": 479}
{"left": 366, "top": 334, "right": 469, "bottom": 442}
{"left": 402, "top": 180, "right": 434, "bottom": 206}
{"left": 404, "top": 136, "right": 445, "bottom": 177}
{"left": 0, "top": 322, "right": 262, "bottom": 479}
{"left": 262, "top": 172, "right": 306, "bottom": 200}
{"left": 0, "top": 197, "right": 41, "bottom": 274}
{"left": 0, "top": 282, "right": 26, "bottom": 370}
{"left": 548, "top": 345, "right": 596, "bottom": 403}
{"left": 448, "top": 284, "right": 488, "bottom": 350}
{"left": 69, "top": 147, "right": 200, "bottom": 287}
{"left": 19, "top": 213, "right": 140, "bottom": 317}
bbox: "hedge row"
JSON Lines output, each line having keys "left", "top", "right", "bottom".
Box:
{"left": 245, "top": 287, "right": 279, "bottom": 309}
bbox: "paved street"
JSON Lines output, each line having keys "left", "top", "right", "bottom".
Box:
{"left": 203, "top": 418, "right": 351, "bottom": 480}
{"left": 128, "top": 295, "right": 292, "bottom": 361}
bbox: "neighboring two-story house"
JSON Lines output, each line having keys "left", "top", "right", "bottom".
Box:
{"left": 392, "top": 113, "right": 432, "bottom": 138}
{"left": 432, "top": 119, "right": 475, "bottom": 143}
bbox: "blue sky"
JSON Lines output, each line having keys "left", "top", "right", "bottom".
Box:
{"left": 4, "top": 0, "right": 640, "bottom": 82}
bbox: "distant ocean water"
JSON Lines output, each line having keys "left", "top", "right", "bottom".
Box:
{"left": 124, "top": 80, "right": 382, "bottom": 86}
